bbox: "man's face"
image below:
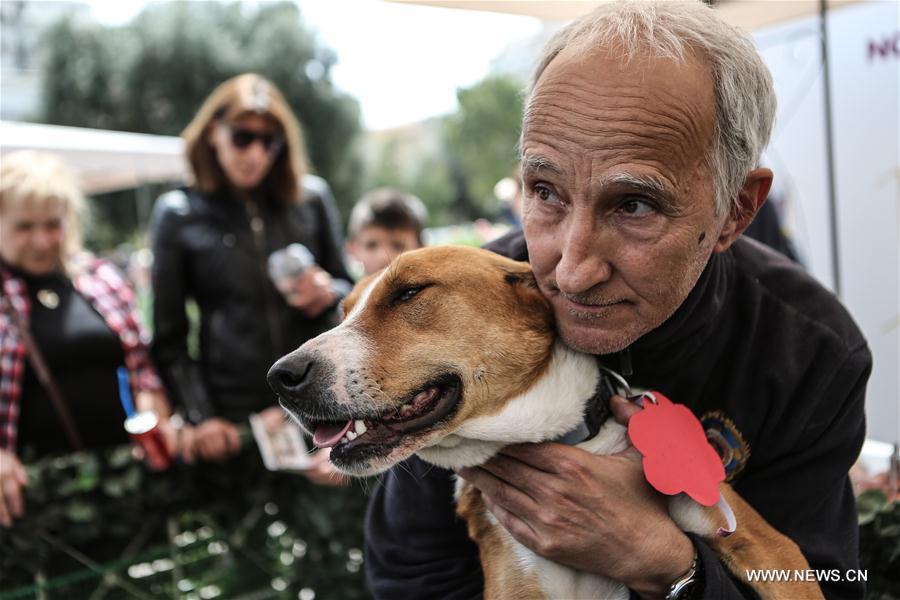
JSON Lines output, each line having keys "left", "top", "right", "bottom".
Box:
{"left": 348, "top": 226, "right": 421, "bottom": 276}
{"left": 522, "top": 47, "right": 727, "bottom": 355}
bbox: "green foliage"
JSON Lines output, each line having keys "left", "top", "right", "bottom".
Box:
{"left": 362, "top": 130, "right": 459, "bottom": 227}
{"left": 858, "top": 490, "right": 900, "bottom": 599}
{"left": 39, "top": 1, "right": 362, "bottom": 241}
{"left": 0, "top": 440, "right": 370, "bottom": 599}
{"left": 39, "top": 1, "right": 525, "bottom": 238}
{"left": 443, "top": 75, "right": 525, "bottom": 215}
{"left": 360, "top": 75, "right": 525, "bottom": 227}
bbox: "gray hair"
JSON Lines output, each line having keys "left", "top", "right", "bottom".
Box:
{"left": 528, "top": 0, "right": 776, "bottom": 216}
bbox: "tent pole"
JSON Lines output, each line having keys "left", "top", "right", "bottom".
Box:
{"left": 819, "top": 0, "right": 841, "bottom": 296}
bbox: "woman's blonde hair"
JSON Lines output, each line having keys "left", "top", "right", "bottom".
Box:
{"left": 0, "top": 150, "right": 87, "bottom": 259}
{"left": 182, "top": 73, "right": 309, "bottom": 204}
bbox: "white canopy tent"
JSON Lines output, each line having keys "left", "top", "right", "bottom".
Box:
{"left": 0, "top": 120, "right": 187, "bottom": 195}
{"left": 390, "top": 0, "right": 865, "bottom": 30}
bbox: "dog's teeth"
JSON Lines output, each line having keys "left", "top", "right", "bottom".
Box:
{"left": 355, "top": 420, "right": 367, "bottom": 434}
{"left": 347, "top": 431, "right": 357, "bottom": 441}
{"left": 340, "top": 436, "right": 349, "bottom": 444}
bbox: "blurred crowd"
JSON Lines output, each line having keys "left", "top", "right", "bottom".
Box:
{"left": 0, "top": 73, "right": 445, "bottom": 527}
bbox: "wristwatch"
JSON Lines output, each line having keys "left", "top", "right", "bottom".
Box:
{"left": 665, "top": 551, "right": 700, "bottom": 600}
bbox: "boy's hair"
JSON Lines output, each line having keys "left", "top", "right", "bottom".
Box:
{"left": 348, "top": 188, "right": 428, "bottom": 244}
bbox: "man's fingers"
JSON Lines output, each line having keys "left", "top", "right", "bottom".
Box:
{"left": 458, "top": 465, "right": 540, "bottom": 516}
{"left": 498, "top": 442, "right": 584, "bottom": 474}
{"left": 481, "top": 493, "right": 537, "bottom": 548}
{"left": 610, "top": 394, "right": 642, "bottom": 426}
{"left": 479, "top": 453, "right": 548, "bottom": 494}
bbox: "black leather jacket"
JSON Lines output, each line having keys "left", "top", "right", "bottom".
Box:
{"left": 149, "top": 176, "right": 352, "bottom": 424}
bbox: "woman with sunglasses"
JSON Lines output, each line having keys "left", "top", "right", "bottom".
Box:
{"left": 150, "top": 74, "right": 351, "bottom": 477}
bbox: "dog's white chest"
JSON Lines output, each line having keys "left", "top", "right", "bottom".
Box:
{"left": 452, "top": 419, "right": 635, "bottom": 599}
{"left": 508, "top": 536, "right": 629, "bottom": 600}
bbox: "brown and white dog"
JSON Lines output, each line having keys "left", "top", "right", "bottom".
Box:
{"left": 268, "top": 246, "right": 822, "bottom": 600}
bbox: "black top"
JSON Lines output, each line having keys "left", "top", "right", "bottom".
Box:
{"left": 150, "top": 175, "right": 353, "bottom": 424}
{"left": 743, "top": 199, "right": 800, "bottom": 263}
{"left": 364, "top": 231, "right": 870, "bottom": 600}
{"left": 17, "top": 269, "right": 128, "bottom": 456}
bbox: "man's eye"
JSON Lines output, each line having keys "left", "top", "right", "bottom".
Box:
{"left": 534, "top": 184, "right": 556, "bottom": 202}
{"left": 619, "top": 198, "right": 656, "bottom": 216}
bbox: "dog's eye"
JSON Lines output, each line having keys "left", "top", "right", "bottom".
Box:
{"left": 395, "top": 286, "right": 424, "bottom": 304}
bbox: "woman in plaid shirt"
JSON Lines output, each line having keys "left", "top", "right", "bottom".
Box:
{"left": 0, "top": 151, "right": 181, "bottom": 528}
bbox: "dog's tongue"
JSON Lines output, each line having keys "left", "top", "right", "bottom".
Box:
{"left": 313, "top": 420, "right": 353, "bottom": 448}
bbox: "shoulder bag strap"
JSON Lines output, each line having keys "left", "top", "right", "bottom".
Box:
{"left": 0, "top": 294, "right": 84, "bottom": 450}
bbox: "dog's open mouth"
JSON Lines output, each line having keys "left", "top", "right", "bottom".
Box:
{"left": 308, "top": 374, "right": 461, "bottom": 462}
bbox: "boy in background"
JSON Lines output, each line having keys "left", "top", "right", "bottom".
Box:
{"left": 346, "top": 188, "right": 428, "bottom": 276}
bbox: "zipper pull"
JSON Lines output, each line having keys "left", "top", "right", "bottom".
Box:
{"left": 244, "top": 199, "right": 264, "bottom": 234}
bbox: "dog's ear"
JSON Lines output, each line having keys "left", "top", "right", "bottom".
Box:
{"left": 500, "top": 262, "right": 553, "bottom": 331}
{"left": 341, "top": 270, "right": 383, "bottom": 320}
{"left": 501, "top": 262, "right": 540, "bottom": 291}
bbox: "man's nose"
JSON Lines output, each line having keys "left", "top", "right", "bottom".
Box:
{"left": 555, "top": 218, "right": 613, "bottom": 293}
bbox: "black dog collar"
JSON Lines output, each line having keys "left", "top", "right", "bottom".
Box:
{"left": 553, "top": 365, "right": 629, "bottom": 446}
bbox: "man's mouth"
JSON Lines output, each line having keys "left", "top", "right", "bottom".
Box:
{"left": 559, "top": 295, "right": 629, "bottom": 318}
{"left": 302, "top": 374, "right": 462, "bottom": 463}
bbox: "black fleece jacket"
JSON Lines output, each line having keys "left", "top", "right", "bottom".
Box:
{"left": 150, "top": 175, "right": 352, "bottom": 424}
{"left": 364, "top": 231, "right": 870, "bottom": 600}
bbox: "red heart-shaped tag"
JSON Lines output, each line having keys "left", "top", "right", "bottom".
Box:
{"left": 628, "top": 392, "right": 724, "bottom": 506}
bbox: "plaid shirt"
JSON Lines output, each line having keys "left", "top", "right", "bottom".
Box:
{"left": 0, "top": 254, "right": 164, "bottom": 451}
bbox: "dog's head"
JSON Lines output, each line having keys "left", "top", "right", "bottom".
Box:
{"left": 267, "top": 246, "right": 556, "bottom": 476}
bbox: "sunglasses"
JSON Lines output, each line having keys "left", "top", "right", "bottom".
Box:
{"left": 226, "top": 126, "right": 285, "bottom": 154}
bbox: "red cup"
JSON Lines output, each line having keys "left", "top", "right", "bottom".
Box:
{"left": 125, "top": 411, "right": 172, "bottom": 470}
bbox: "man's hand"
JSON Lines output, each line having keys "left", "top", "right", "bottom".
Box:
{"left": 0, "top": 448, "right": 28, "bottom": 528}
{"left": 192, "top": 418, "right": 242, "bottom": 462}
{"left": 457, "top": 395, "right": 695, "bottom": 598}
{"left": 278, "top": 266, "right": 338, "bottom": 318}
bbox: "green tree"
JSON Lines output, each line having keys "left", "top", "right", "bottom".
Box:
{"left": 443, "top": 75, "right": 525, "bottom": 216}
{"left": 39, "top": 1, "right": 362, "bottom": 241}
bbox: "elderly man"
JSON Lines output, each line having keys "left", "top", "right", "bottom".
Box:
{"left": 364, "top": 2, "right": 870, "bottom": 599}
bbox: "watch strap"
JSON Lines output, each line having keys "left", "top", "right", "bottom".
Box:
{"left": 665, "top": 551, "right": 699, "bottom": 600}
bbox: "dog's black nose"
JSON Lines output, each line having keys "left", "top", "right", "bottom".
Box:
{"left": 267, "top": 354, "right": 315, "bottom": 398}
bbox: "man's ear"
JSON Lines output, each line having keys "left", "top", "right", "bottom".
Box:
{"left": 714, "top": 167, "right": 774, "bottom": 253}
